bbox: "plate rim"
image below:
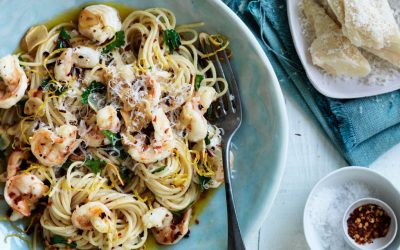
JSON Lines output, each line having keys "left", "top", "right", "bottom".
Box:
{"left": 210, "top": 0, "right": 289, "bottom": 240}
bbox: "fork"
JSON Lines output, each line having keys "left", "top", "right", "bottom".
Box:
{"left": 200, "top": 37, "right": 246, "bottom": 250}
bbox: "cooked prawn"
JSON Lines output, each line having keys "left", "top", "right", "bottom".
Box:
{"left": 30, "top": 125, "right": 80, "bottom": 167}
{"left": 122, "top": 108, "right": 175, "bottom": 164}
{"left": 78, "top": 5, "right": 122, "bottom": 44}
{"left": 0, "top": 55, "right": 28, "bottom": 109}
{"left": 54, "top": 46, "right": 100, "bottom": 82}
{"left": 143, "top": 207, "right": 191, "bottom": 245}
{"left": 7, "top": 150, "right": 29, "bottom": 178}
{"left": 79, "top": 115, "right": 107, "bottom": 148}
{"left": 4, "top": 173, "right": 48, "bottom": 218}
{"left": 180, "top": 86, "right": 217, "bottom": 142}
{"left": 71, "top": 201, "right": 112, "bottom": 233}
{"left": 96, "top": 105, "right": 120, "bottom": 133}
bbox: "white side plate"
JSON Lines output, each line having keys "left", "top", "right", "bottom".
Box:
{"left": 287, "top": 0, "right": 400, "bottom": 99}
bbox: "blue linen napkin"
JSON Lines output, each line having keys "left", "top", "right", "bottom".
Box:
{"left": 223, "top": 0, "right": 400, "bottom": 166}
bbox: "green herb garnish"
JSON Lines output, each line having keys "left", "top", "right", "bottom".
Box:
{"left": 54, "top": 85, "right": 68, "bottom": 96}
{"left": 61, "top": 159, "right": 73, "bottom": 170}
{"left": 152, "top": 166, "right": 167, "bottom": 174}
{"left": 40, "top": 78, "right": 50, "bottom": 89}
{"left": 81, "top": 81, "right": 105, "bottom": 104}
{"left": 56, "top": 27, "right": 71, "bottom": 49}
{"left": 195, "top": 75, "right": 204, "bottom": 91}
{"left": 102, "top": 31, "right": 125, "bottom": 54}
{"left": 204, "top": 134, "right": 211, "bottom": 145}
{"left": 41, "top": 78, "right": 68, "bottom": 96}
{"left": 101, "top": 131, "right": 128, "bottom": 159}
{"left": 164, "top": 29, "right": 181, "bottom": 53}
{"left": 102, "top": 130, "right": 119, "bottom": 147}
{"left": 50, "top": 235, "right": 77, "bottom": 248}
{"left": 199, "top": 175, "right": 211, "bottom": 192}
{"left": 84, "top": 159, "right": 106, "bottom": 174}
{"left": 206, "top": 106, "right": 213, "bottom": 117}
{"left": 119, "top": 167, "right": 131, "bottom": 183}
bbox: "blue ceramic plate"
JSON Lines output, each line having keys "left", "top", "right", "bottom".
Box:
{"left": 0, "top": 0, "right": 288, "bottom": 249}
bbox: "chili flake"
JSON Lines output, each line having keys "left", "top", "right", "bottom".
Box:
{"left": 347, "top": 203, "right": 391, "bottom": 245}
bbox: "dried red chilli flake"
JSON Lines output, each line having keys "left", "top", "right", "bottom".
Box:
{"left": 347, "top": 203, "right": 391, "bottom": 245}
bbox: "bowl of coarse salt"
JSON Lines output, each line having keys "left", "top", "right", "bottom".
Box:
{"left": 304, "top": 167, "right": 400, "bottom": 250}
{"left": 343, "top": 198, "right": 397, "bottom": 250}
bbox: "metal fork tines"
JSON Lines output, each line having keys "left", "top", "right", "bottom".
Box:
{"left": 200, "top": 34, "right": 245, "bottom": 250}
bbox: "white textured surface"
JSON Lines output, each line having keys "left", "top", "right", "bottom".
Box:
{"left": 253, "top": 94, "right": 400, "bottom": 250}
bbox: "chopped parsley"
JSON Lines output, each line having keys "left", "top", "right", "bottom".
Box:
{"left": 102, "top": 31, "right": 125, "bottom": 54}
{"left": 40, "top": 78, "right": 50, "bottom": 89}
{"left": 152, "top": 166, "right": 167, "bottom": 174}
{"left": 102, "top": 130, "right": 119, "bottom": 147}
{"left": 61, "top": 159, "right": 73, "bottom": 170}
{"left": 101, "top": 130, "right": 128, "bottom": 159}
{"left": 164, "top": 29, "right": 181, "bottom": 53}
{"left": 119, "top": 167, "right": 131, "bottom": 183}
{"left": 195, "top": 74, "right": 204, "bottom": 91}
{"left": 41, "top": 78, "right": 68, "bottom": 96}
{"left": 81, "top": 81, "right": 105, "bottom": 104}
{"left": 84, "top": 159, "right": 106, "bottom": 174}
{"left": 206, "top": 106, "right": 213, "bottom": 117}
{"left": 204, "top": 134, "right": 211, "bottom": 145}
{"left": 50, "top": 235, "right": 77, "bottom": 248}
{"left": 56, "top": 27, "right": 71, "bottom": 49}
{"left": 199, "top": 175, "right": 211, "bottom": 192}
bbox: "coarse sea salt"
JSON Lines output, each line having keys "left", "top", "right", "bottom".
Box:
{"left": 307, "top": 181, "right": 376, "bottom": 250}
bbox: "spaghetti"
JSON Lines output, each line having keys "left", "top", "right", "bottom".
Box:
{"left": 0, "top": 4, "right": 230, "bottom": 249}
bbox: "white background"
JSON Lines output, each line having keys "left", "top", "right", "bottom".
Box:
{"left": 246, "top": 94, "right": 400, "bottom": 250}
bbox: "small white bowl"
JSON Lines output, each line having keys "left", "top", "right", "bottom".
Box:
{"left": 304, "top": 166, "right": 400, "bottom": 250}
{"left": 343, "top": 198, "right": 398, "bottom": 250}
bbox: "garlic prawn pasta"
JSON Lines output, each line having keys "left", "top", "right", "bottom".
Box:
{"left": 0, "top": 4, "right": 232, "bottom": 249}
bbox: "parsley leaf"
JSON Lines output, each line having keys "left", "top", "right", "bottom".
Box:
{"left": 199, "top": 175, "right": 211, "bottom": 192}
{"left": 84, "top": 159, "right": 106, "bottom": 174}
{"left": 152, "top": 166, "right": 167, "bottom": 174}
{"left": 41, "top": 78, "right": 68, "bottom": 96}
{"left": 54, "top": 85, "right": 68, "bottom": 96}
{"left": 101, "top": 131, "right": 128, "bottom": 159}
{"left": 119, "top": 167, "right": 131, "bottom": 183}
{"left": 195, "top": 75, "right": 204, "bottom": 91}
{"left": 204, "top": 134, "right": 211, "bottom": 145}
{"left": 40, "top": 78, "right": 50, "bottom": 89}
{"left": 50, "top": 235, "right": 77, "bottom": 248}
{"left": 56, "top": 27, "right": 71, "bottom": 49}
{"left": 102, "top": 130, "right": 119, "bottom": 147}
{"left": 61, "top": 159, "right": 73, "bottom": 170}
{"left": 81, "top": 81, "right": 105, "bottom": 104}
{"left": 102, "top": 31, "right": 125, "bottom": 54}
{"left": 206, "top": 106, "right": 213, "bottom": 117}
{"left": 164, "top": 29, "right": 181, "bottom": 53}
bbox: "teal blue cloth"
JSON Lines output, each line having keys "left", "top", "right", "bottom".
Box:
{"left": 223, "top": 0, "right": 400, "bottom": 166}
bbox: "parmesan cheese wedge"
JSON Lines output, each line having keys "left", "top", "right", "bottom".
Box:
{"left": 303, "top": 0, "right": 371, "bottom": 77}
{"left": 325, "top": 0, "right": 400, "bottom": 68}
{"left": 327, "top": 0, "right": 400, "bottom": 50}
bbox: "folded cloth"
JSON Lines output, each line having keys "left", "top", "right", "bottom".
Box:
{"left": 223, "top": 0, "right": 400, "bottom": 166}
